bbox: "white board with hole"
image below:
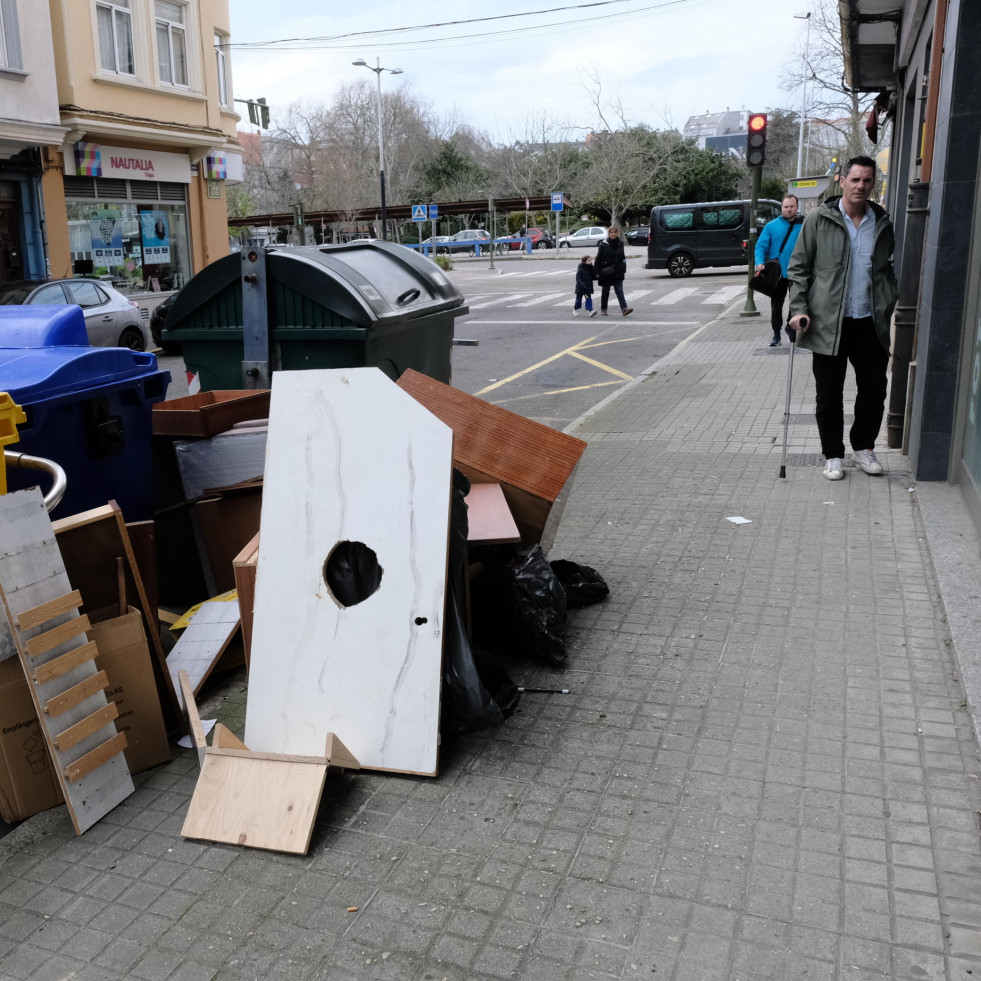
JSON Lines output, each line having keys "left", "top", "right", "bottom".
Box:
{"left": 243, "top": 368, "right": 452, "bottom": 775}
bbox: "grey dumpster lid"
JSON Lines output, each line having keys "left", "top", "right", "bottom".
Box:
{"left": 167, "top": 241, "right": 466, "bottom": 334}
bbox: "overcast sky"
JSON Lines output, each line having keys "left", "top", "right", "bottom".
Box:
{"left": 227, "top": 0, "right": 813, "bottom": 141}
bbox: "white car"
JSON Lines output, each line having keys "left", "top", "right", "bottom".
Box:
{"left": 0, "top": 278, "right": 150, "bottom": 350}
{"left": 560, "top": 226, "right": 608, "bottom": 249}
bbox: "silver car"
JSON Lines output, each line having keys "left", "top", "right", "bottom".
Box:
{"left": 560, "top": 226, "right": 608, "bottom": 249}
{"left": 0, "top": 278, "right": 150, "bottom": 350}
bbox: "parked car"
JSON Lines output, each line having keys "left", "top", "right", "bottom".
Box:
{"left": 645, "top": 199, "right": 782, "bottom": 276}
{"left": 559, "top": 226, "right": 608, "bottom": 249}
{"left": 511, "top": 227, "right": 554, "bottom": 250}
{"left": 0, "top": 278, "right": 150, "bottom": 350}
{"left": 419, "top": 235, "right": 450, "bottom": 254}
{"left": 625, "top": 226, "right": 650, "bottom": 247}
{"left": 149, "top": 291, "right": 181, "bottom": 354}
{"left": 445, "top": 229, "right": 493, "bottom": 254}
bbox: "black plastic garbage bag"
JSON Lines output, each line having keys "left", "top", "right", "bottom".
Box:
{"left": 506, "top": 545, "right": 568, "bottom": 666}
{"left": 441, "top": 469, "right": 519, "bottom": 735}
{"left": 550, "top": 559, "right": 610, "bottom": 607}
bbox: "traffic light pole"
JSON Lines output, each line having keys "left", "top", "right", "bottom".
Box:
{"left": 740, "top": 164, "right": 762, "bottom": 318}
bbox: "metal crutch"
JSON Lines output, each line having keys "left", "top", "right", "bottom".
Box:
{"left": 779, "top": 316, "right": 808, "bottom": 478}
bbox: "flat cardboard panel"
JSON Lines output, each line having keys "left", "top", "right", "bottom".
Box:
{"left": 244, "top": 368, "right": 452, "bottom": 775}
{"left": 397, "top": 368, "right": 586, "bottom": 545}
{"left": 0, "top": 655, "right": 63, "bottom": 824}
{"left": 90, "top": 607, "right": 171, "bottom": 775}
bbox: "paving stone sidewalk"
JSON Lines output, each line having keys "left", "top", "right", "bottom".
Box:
{"left": 2, "top": 310, "right": 980, "bottom": 981}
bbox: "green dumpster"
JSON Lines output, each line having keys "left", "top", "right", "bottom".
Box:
{"left": 162, "top": 242, "right": 469, "bottom": 391}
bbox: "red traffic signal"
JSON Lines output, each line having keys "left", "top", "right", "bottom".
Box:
{"left": 746, "top": 112, "right": 768, "bottom": 167}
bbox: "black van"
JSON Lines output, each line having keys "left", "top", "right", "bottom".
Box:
{"left": 645, "top": 199, "right": 783, "bottom": 277}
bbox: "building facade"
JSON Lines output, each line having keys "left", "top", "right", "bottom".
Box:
{"left": 841, "top": 0, "right": 981, "bottom": 530}
{"left": 0, "top": 0, "right": 68, "bottom": 282}
{"left": 43, "top": 0, "right": 241, "bottom": 292}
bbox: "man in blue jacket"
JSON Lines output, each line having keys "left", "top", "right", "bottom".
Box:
{"left": 755, "top": 194, "right": 804, "bottom": 346}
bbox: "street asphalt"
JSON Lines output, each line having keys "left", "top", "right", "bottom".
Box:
{"left": 2, "top": 300, "right": 981, "bottom": 981}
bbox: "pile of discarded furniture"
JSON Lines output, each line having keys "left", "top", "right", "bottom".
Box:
{"left": 0, "top": 366, "right": 602, "bottom": 855}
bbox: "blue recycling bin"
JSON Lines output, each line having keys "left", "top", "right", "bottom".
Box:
{"left": 0, "top": 306, "right": 170, "bottom": 520}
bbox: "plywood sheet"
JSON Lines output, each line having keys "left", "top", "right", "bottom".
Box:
{"left": 243, "top": 368, "right": 452, "bottom": 775}
{"left": 0, "top": 489, "right": 134, "bottom": 834}
{"left": 465, "top": 483, "right": 521, "bottom": 544}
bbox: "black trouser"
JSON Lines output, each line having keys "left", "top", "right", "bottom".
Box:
{"left": 811, "top": 316, "right": 889, "bottom": 459}
{"left": 769, "top": 278, "right": 789, "bottom": 334}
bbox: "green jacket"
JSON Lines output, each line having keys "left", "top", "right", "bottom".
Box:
{"left": 787, "top": 196, "right": 898, "bottom": 356}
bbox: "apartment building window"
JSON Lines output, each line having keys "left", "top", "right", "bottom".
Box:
{"left": 97, "top": 0, "right": 135, "bottom": 76}
{"left": 214, "top": 32, "right": 228, "bottom": 107}
{"left": 156, "top": 1, "right": 187, "bottom": 87}
{"left": 0, "top": 0, "right": 24, "bottom": 71}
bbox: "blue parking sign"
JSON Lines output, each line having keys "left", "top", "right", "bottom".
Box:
{"left": 428, "top": 205, "right": 438, "bottom": 220}
{"left": 411, "top": 204, "right": 427, "bottom": 222}
{"left": 551, "top": 193, "right": 564, "bottom": 212}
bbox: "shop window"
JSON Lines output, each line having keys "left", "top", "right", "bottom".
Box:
{"left": 215, "top": 32, "right": 228, "bottom": 107}
{"left": 156, "top": 0, "right": 187, "bottom": 87}
{"left": 0, "top": 0, "right": 24, "bottom": 71}
{"left": 97, "top": 0, "right": 135, "bottom": 76}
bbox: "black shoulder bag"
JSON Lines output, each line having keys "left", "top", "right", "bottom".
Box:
{"left": 751, "top": 222, "right": 796, "bottom": 298}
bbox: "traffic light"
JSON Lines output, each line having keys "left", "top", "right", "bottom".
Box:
{"left": 246, "top": 98, "right": 270, "bottom": 129}
{"left": 746, "top": 112, "right": 767, "bottom": 168}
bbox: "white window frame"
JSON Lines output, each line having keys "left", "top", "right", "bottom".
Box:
{"left": 0, "top": 0, "right": 23, "bottom": 71}
{"left": 214, "top": 31, "right": 228, "bottom": 107}
{"left": 96, "top": 0, "right": 135, "bottom": 77}
{"left": 155, "top": 0, "right": 188, "bottom": 88}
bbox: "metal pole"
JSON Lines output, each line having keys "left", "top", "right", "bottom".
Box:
{"left": 740, "top": 165, "right": 762, "bottom": 317}
{"left": 795, "top": 12, "right": 811, "bottom": 179}
{"left": 374, "top": 59, "right": 387, "bottom": 241}
{"left": 488, "top": 195, "right": 495, "bottom": 270}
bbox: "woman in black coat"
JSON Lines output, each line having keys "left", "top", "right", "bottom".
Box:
{"left": 594, "top": 227, "right": 633, "bottom": 316}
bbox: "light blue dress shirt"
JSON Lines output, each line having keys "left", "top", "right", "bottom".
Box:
{"left": 838, "top": 199, "right": 875, "bottom": 318}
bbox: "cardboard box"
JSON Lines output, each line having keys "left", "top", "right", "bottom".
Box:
{"left": 89, "top": 606, "right": 171, "bottom": 775}
{"left": 0, "top": 655, "right": 62, "bottom": 824}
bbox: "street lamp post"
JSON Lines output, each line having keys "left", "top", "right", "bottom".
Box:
{"left": 794, "top": 12, "right": 811, "bottom": 179}
{"left": 352, "top": 57, "right": 403, "bottom": 241}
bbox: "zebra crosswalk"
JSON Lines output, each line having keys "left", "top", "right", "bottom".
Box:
{"left": 464, "top": 283, "right": 745, "bottom": 312}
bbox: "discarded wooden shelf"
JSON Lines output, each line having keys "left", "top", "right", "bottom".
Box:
{"left": 178, "top": 670, "right": 358, "bottom": 855}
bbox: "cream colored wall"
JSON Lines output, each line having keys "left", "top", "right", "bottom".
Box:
{"left": 50, "top": 0, "right": 238, "bottom": 141}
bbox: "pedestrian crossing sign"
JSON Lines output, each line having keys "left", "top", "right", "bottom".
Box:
{"left": 412, "top": 204, "right": 427, "bottom": 221}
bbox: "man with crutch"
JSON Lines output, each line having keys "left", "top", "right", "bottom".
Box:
{"left": 786, "top": 156, "right": 899, "bottom": 481}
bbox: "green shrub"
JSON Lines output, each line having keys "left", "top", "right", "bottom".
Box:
{"left": 432, "top": 254, "right": 453, "bottom": 271}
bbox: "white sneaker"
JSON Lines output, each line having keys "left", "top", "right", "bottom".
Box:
{"left": 573, "top": 310, "right": 581, "bottom": 316}
{"left": 853, "top": 449, "right": 883, "bottom": 475}
{"left": 823, "top": 458, "right": 844, "bottom": 480}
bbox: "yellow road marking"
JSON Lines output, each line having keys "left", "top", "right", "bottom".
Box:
{"left": 474, "top": 332, "right": 634, "bottom": 395}
{"left": 489, "top": 380, "right": 624, "bottom": 405}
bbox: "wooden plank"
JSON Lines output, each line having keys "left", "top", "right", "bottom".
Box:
{"left": 465, "top": 482, "right": 521, "bottom": 544}
{"left": 167, "top": 598, "right": 241, "bottom": 706}
{"left": 397, "top": 368, "right": 586, "bottom": 545}
{"left": 25, "top": 614, "right": 91, "bottom": 659}
{"left": 208, "top": 747, "right": 329, "bottom": 765}
{"left": 181, "top": 752, "right": 328, "bottom": 854}
{"left": 243, "top": 369, "right": 451, "bottom": 775}
{"left": 325, "top": 733, "right": 360, "bottom": 771}
{"left": 44, "top": 671, "right": 109, "bottom": 718}
{"left": 64, "top": 731, "right": 128, "bottom": 783}
{"left": 0, "top": 488, "right": 134, "bottom": 835}
{"left": 53, "top": 703, "right": 119, "bottom": 752}
{"left": 212, "top": 722, "right": 249, "bottom": 751}
{"left": 15, "top": 591, "right": 83, "bottom": 631}
{"left": 232, "top": 533, "right": 259, "bottom": 669}
{"left": 53, "top": 501, "right": 182, "bottom": 731}
{"left": 177, "top": 669, "right": 206, "bottom": 768}
{"left": 33, "top": 641, "right": 99, "bottom": 685}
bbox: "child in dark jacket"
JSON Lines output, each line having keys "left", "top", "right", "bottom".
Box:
{"left": 574, "top": 256, "right": 597, "bottom": 317}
